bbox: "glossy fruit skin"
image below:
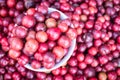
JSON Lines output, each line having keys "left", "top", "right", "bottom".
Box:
{"left": 34, "top": 12, "right": 45, "bottom": 22}
{"left": 43, "top": 52, "right": 55, "bottom": 63}
{"left": 66, "top": 28, "right": 77, "bottom": 40}
{"left": 50, "top": 11, "right": 60, "bottom": 20}
{"left": 16, "top": 1, "right": 24, "bottom": 11}
{"left": 0, "top": 57, "right": 9, "bottom": 67}
{"left": 26, "top": 30, "right": 36, "bottom": 40}
{"left": 4, "top": 73, "right": 12, "bottom": 80}
{"left": 98, "top": 72, "right": 107, "bottom": 80}
{"left": 0, "top": 50, "right": 5, "bottom": 59}
{"left": 58, "top": 35, "right": 71, "bottom": 48}
{"left": 88, "top": 47, "right": 97, "bottom": 56}
{"left": 58, "top": 23, "right": 68, "bottom": 32}
{"left": 14, "top": 26, "right": 28, "bottom": 38}
{"left": 26, "top": 71, "right": 34, "bottom": 79}
{"left": 34, "top": 52, "right": 43, "bottom": 61}
{"left": 68, "top": 57, "right": 78, "bottom": 67}
{"left": 31, "top": 60, "right": 41, "bottom": 69}
{"left": 108, "top": 71, "right": 117, "bottom": 80}
{"left": 38, "top": 43, "right": 48, "bottom": 53}
{"left": 60, "top": 67, "right": 67, "bottom": 75}
{"left": 9, "top": 37, "right": 23, "bottom": 51}
{"left": 45, "top": 18, "right": 57, "bottom": 28}
{"left": 43, "top": 61, "right": 55, "bottom": 69}
{"left": 99, "top": 45, "right": 110, "bottom": 55}
{"left": 52, "top": 68, "right": 61, "bottom": 76}
{"left": 77, "top": 53, "right": 84, "bottom": 62}
{"left": 84, "top": 67, "right": 95, "bottom": 78}
{"left": 7, "top": 0, "right": 16, "bottom": 8}
{"left": 99, "top": 55, "right": 108, "bottom": 65}
{"left": 18, "top": 55, "right": 29, "bottom": 66}
{"left": 69, "top": 66, "right": 78, "bottom": 75}
{"left": 35, "top": 23, "right": 46, "bottom": 31}
{"left": 36, "top": 72, "right": 47, "bottom": 80}
{"left": 47, "top": 27, "right": 61, "bottom": 41}
{"left": 12, "top": 72, "right": 21, "bottom": 80}
{"left": 117, "top": 68, "right": 120, "bottom": 76}
{"left": 82, "top": 32, "right": 93, "bottom": 43}
{"left": 115, "top": 16, "right": 120, "bottom": 25}
{"left": 14, "top": 14, "right": 24, "bottom": 25}
{"left": 85, "top": 20, "right": 94, "bottom": 29}
{"left": 84, "top": 54, "right": 93, "bottom": 64}
{"left": 104, "top": 62, "right": 115, "bottom": 71}
{"left": 0, "top": 8, "right": 8, "bottom": 17}
{"left": 37, "top": 5, "right": 48, "bottom": 15}
{"left": 22, "top": 15, "right": 36, "bottom": 28}
{"left": 23, "top": 39, "right": 39, "bottom": 55}
{"left": 27, "top": 8, "right": 36, "bottom": 16}
{"left": 36, "top": 31, "right": 48, "bottom": 43}
{"left": 8, "top": 49, "right": 21, "bottom": 59}
{"left": 64, "top": 73, "right": 73, "bottom": 80}
{"left": 60, "top": 3, "right": 70, "bottom": 12}
{"left": 53, "top": 46, "right": 64, "bottom": 59}
{"left": 48, "top": 41, "right": 56, "bottom": 50}
{"left": 24, "top": 0, "right": 35, "bottom": 9}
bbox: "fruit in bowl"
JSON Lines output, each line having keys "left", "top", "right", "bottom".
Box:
{"left": 7, "top": 5, "right": 76, "bottom": 72}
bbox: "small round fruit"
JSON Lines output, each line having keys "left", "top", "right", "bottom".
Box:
{"left": 53, "top": 46, "right": 65, "bottom": 59}
{"left": 9, "top": 49, "right": 21, "bottom": 59}
{"left": 31, "top": 60, "right": 41, "bottom": 69}
{"left": 22, "top": 15, "right": 36, "bottom": 28}
{"left": 9, "top": 37, "right": 23, "bottom": 50}
{"left": 23, "top": 39, "right": 39, "bottom": 55}
{"left": 45, "top": 18, "right": 57, "bottom": 28}
{"left": 36, "top": 31, "right": 48, "bottom": 43}
{"left": 58, "top": 23, "right": 68, "bottom": 32}
{"left": 58, "top": 35, "right": 71, "bottom": 48}
{"left": 47, "top": 27, "right": 61, "bottom": 41}
{"left": 98, "top": 72, "right": 107, "bottom": 80}
{"left": 66, "top": 28, "right": 77, "bottom": 40}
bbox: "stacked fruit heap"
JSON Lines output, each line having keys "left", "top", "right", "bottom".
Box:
{"left": 0, "top": 0, "right": 120, "bottom": 80}
{"left": 7, "top": 5, "right": 77, "bottom": 69}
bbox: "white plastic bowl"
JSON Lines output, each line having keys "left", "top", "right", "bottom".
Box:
{"left": 24, "top": 8, "right": 76, "bottom": 72}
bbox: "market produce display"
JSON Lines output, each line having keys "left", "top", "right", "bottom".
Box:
{"left": 0, "top": 0, "right": 120, "bottom": 80}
